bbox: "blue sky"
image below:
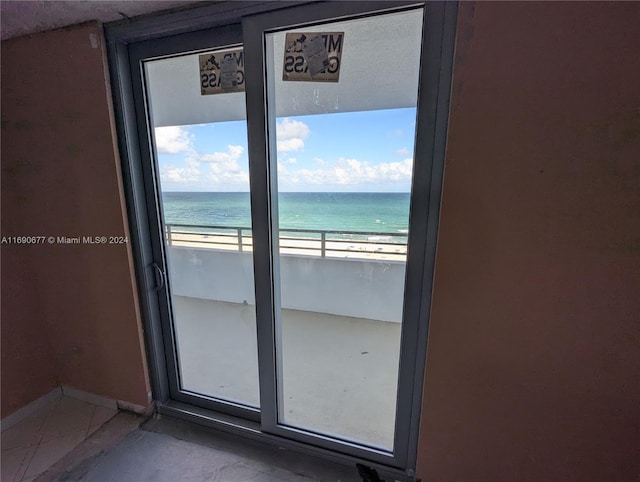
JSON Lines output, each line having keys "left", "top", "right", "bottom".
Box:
{"left": 155, "top": 107, "right": 416, "bottom": 192}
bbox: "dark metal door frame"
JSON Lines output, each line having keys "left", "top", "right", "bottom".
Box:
{"left": 105, "top": 1, "right": 457, "bottom": 477}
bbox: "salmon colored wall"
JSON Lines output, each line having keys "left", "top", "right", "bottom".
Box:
{"left": 1, "top": 23, "right": 150, "bottom": 417}
{"left": 417, "top": 2, "right": 639, "bottom": 481}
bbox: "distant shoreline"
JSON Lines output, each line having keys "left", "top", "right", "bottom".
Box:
{"left": 167, "top": 230, "right": 407, "bottom": 262}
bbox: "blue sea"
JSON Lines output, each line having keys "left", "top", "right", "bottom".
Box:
{"left": 162, "top": 192, "right": 409, "bottom": 240}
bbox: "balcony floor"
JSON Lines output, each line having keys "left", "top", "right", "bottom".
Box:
{"left": 172, "top": 295, "right": 401, "bottom": 449}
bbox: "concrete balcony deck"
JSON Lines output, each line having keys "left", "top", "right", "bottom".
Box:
{"left": 166, "top": 240, "right": 407, "bottom": 450}
{"left": 172, "top": 295, "right": 401, "bottom": 450}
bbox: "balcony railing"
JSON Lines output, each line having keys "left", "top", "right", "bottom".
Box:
{"left": 165, "top": 223, "right": 407, "bottom": 261}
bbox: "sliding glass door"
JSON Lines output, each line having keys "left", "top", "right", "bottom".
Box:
{"left": 119, "top": 0, "right": 455, "bottom": 473}
{"left": 260, "top": 9, "right": 423, "bottom": 451}
{"left": 143, "top": 43, "right": 260, "bottom": 412}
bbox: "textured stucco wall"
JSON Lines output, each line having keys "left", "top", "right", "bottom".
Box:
{"left": 1, "top": 22, "right": 150, "bottom": 417}
{"left": 416, "top": 2, "right": 640, "bottom": 480}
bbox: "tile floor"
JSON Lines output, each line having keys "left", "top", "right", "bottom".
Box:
{"left": 1, "top": 394, "right": 118, "bottom": 482}
{"left": 51, "top": 415, "right": 360, "bottom": 481}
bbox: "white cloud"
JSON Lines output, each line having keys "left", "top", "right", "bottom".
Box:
{"left": 198, "top": 145, "right": 244, "bottom": 171}
{"left": 396, "top": 147, "right": 411, "bottom": 156}
{"left": 154, "top": 126, "right": 193, "bottom": 154}
{"left": 162, "top": 159, "right": 201, "bottom": 184}
{"left": 277, "top": 138, "right": 305, "bottom": 152}
{"left": 160, "top": 143, "right": 250, "bottom": 189}
{"left": 283, "top": 157, "right": 297, "bottom": 165}
{"left": 206, "top": 168, "right": 249, "bottom": 186}
{"left": 276, "top": 118, "right": 309, "bottom": 152}
{"left": 279, "top": 157, "right": 413, "bottom": 187}
{"left": 198, "top": 145, "right": 249, "bottom": 186}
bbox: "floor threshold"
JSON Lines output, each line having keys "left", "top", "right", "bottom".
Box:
{"left": 157, "top": 400, "right": 415, "bottom": 482}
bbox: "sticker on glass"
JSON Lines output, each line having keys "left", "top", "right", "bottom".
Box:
{"left": 283, "top": 32, "right": 344, "bottom": 82}
{"left": 199, "top": 48, "right": 245, "bottom": 95}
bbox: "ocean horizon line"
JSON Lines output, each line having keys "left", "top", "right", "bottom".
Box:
{"left": 162, "top": 191, "right": 410, "bottom": 234}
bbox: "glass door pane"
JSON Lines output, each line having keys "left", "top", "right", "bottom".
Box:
{"left": 144, "top": 47, "right": 260, "bottom": 408}
{"left": 264, "top": 9, "right": 423, "bottom": 449}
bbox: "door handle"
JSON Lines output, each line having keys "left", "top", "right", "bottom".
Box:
{"left": 151, "top": 262, "right": 165, "bottom": 291}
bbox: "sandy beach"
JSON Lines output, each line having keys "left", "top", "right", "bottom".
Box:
{"left": 166, "top": 230, "right": 407, "bottom": 262}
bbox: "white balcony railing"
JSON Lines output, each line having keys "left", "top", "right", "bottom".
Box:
{"left": 165, "top": 223, "right": 407, "bottom": 262}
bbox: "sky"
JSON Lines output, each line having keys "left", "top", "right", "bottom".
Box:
{"left": 155, "top": 107, "right": 416, "bottom": 192}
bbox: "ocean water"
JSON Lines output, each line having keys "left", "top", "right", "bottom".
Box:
{"left": 162, "top": 192, "right": 409, "bottom": 240}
